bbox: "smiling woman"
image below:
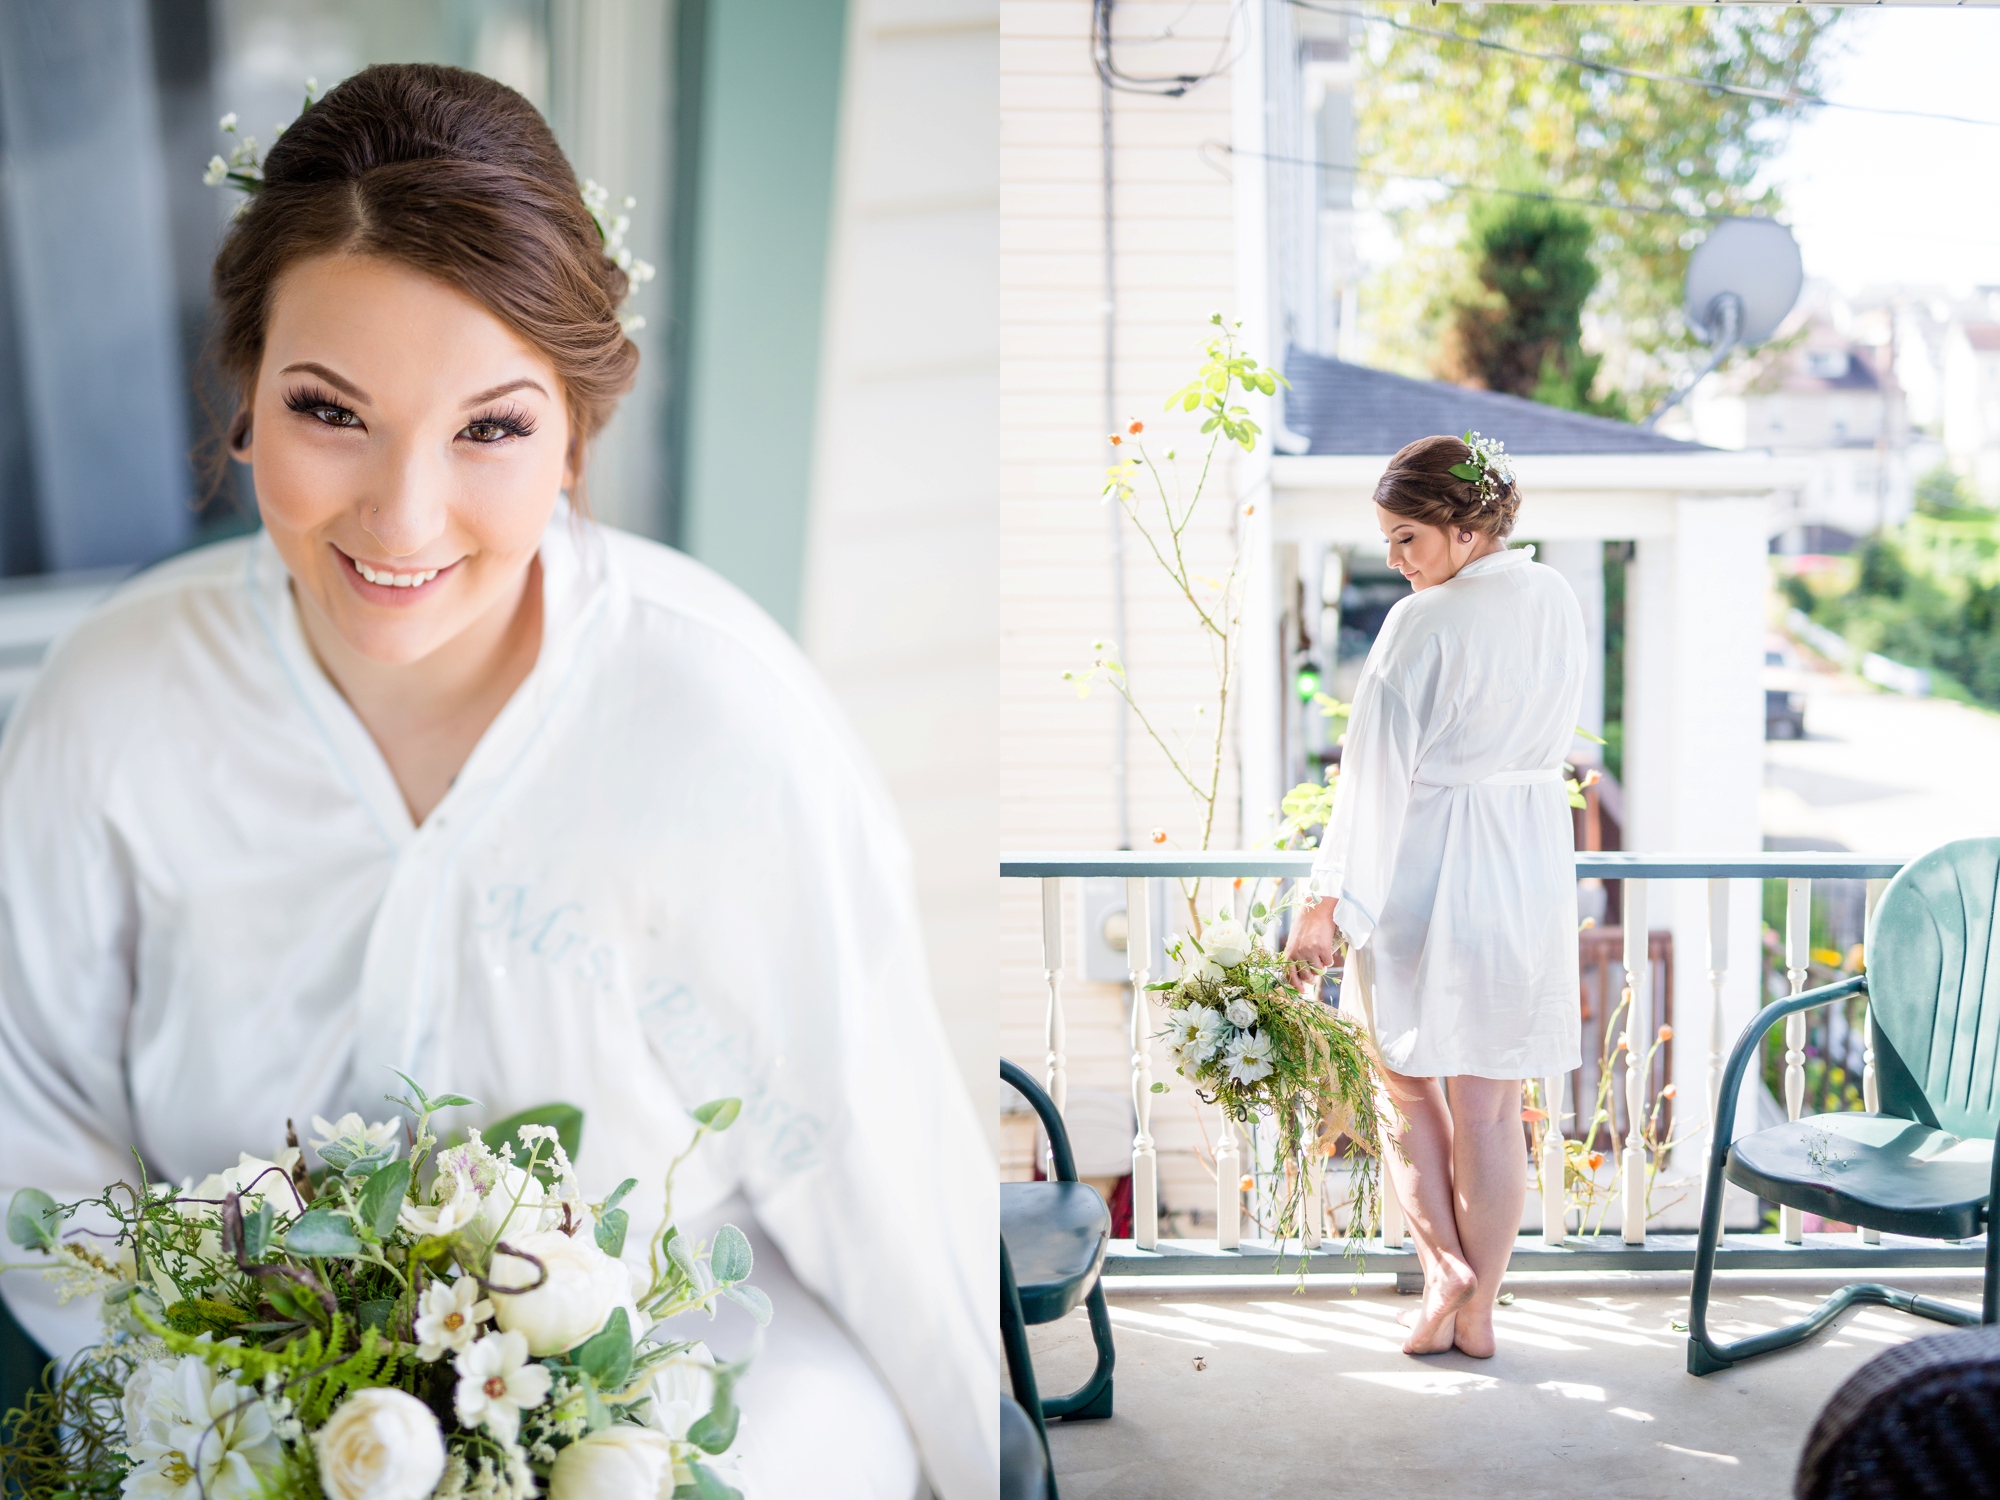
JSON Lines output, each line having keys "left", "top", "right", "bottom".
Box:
{"left": 0, "top": 63, "right": 991, "bottom": 1499}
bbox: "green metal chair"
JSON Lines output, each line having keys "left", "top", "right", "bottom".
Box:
{"left": 1688, "top": 837, "right": 2000, "bottom": 1375}
{"left": 1000, "top": 1059, "right": 1115, "bottom": 1420}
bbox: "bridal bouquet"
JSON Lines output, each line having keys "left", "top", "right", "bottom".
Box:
{"left": 1157, "top": 913, "right": 1384, "bottom": 1253}
{"left": 1, "top": 1075, "right": 765, "bottom": 1500}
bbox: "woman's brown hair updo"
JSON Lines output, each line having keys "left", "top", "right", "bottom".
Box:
{"left": 209, "top": 63, "right": 639, "bottom": 513}
{"left": 1373, "top": 434, "right": 1522, "bottom": 540}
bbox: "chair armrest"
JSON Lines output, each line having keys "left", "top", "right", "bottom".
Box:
{"left": 1001, "top": 1058, "right": 1080, "bottom": 1183}
{"left": 1708, "top": 974, "right": 1868, "bottom": 1167}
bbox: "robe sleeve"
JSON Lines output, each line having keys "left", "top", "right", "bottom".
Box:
{"left": 1307, "top": 656, "right": 1426, "bottom": 951}
{"left": 0, "top": 668, "right": 142, "bottom": 1363}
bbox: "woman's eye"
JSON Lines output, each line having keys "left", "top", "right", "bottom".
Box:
{"left": 464, "top": 422, "right": 510, "bottom": 443}
{"left": 310, "top": 405, "right": 359, "bottom": 427}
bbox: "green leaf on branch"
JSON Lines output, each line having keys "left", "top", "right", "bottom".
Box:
{"left": 285, "top": 1208, "right": 363, "bottom": 1257}
{"left": 6, "top": 1188, "right": 60, "bottom": 1251}
{"left": 709, "top": 1225, "right": 753, "bottom": 1284}
{"left": 358, "top": 1160, "right": 411, "bottom": 1240}
{"left": 689, "top": 1098, "right": 741, "bottom": 1133}
{"left": 595, "top": 1207, "right": 629, "bottom": 1258}
{"left": 686, "top": 1362, "right": 742, "bottom": 1454}
{"left": 243, "top": 1198, "right": 276, "bottom": 1261}
{"left": 721, "top": 1283, "right": 772, "bottom": 1325}
{"left": 673, "top": 1461, "right": 743, "bottom": 1500}
{"left": 575, "top": 1306, "right": 633, "bottom": 1391}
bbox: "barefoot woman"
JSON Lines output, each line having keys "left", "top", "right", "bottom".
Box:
{"left": 1285, "top": 434, "right": 1584, "bottom": 1359}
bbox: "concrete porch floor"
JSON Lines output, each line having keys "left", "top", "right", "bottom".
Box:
{"left": 1026, "top": 1269, "right": 1987, "bottom": 1499}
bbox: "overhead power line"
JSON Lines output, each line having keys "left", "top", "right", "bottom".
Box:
{"left": 1290, "top": 0, "right": 2000, "bottom": 130}
{"left": 1207, "top": 140, "right": 1762, "bottom": 223}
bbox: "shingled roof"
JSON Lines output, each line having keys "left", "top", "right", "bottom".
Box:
{"left": 1283, "top": 350, "right": 1716, "bottom": 457}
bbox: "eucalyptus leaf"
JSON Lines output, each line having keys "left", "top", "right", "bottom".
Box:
{"left": 688, "top": 1098, "right": 740, "bottom": 1133}
{"left": 427, "top": 1094, "right": 477, "bottom": 1110}
{"left": 666, "top": 1230, "right": 711, "bottom": 1294}
{"left": 358, "top": 1160, "right": 411, "bottom": 1241}
{"left": 673, "top": 1461, "right": 743, "bottom": 1500}
{"left": 721, "top": 1283, "right": 773, "bottom": 1326}
{"left": 242, "top": 1199, "right": 275, "bottom": 1261}
{"left": 574, "top": 1307, "right": 632, "bottom": 1391}
{"left": 594, "top": 1207, "right": 629, "bottom": 1258}
{"left": 581, "top": 1374, "right": 611, "bottom": 1433}
{"left": 602, "top": 1178, "right": 639, "bottom": 1214}
{"left": 686, "top": 1363, "right": 740, "bottom": 1454}
{"left": 709, "top": 1225, "right": 753, "bottom": 1284}
{"left": 284, "top": 1208, "right": 363, "bottom": 1257}
{"left": 6, "top": 1188, "right": 60, "bottom": 1251}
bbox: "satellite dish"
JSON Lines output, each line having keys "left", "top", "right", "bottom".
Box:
{"left": 1684, "top": 218, "right": 1804, "bottom": 347}
{"left": 1645, "top": 217, "right": 1804, "bottom": 429}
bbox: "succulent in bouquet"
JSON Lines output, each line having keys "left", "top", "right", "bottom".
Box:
{"left": 1, "top": 1074, "right": 767, "bottom": 1500}
{"left": 1155, "top": 910, "right": 1385, "bottom": 1256}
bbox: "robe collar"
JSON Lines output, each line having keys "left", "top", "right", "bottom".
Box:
{"left": 1454, "top": 543, "right": 1536, "bottom": 581}
{"left": 244, "top": 501, "right": 614, "bottom": 848}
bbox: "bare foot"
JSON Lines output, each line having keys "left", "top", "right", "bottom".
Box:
{"left": 1402, "top": 1261, "right": 1475, "bottom": 1355}
{"left": 1452, "top": 1302, "right": 1497, "bottom": 1358}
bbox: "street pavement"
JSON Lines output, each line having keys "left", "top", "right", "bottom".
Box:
{"left": 1762, "top": 658, "right": 2000, "bottom": 855}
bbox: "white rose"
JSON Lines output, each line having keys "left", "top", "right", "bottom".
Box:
{"left": 1202, "top": 920, "right": 1251, "bottom": 968}
{"left": 645, "top": 1343, "right": 717, "bottom": 1441}
{"left": 1223, "top": 996, "right": 1257, "bottom": 1029}
{"left": 489, "top": 1230, "right": 629, "bottom": 1356}
{"left": 471, "top": 1161, "right": 548, "bottom": 1247}
{"left": 549, "top": 1425, "right": 679, "bottom": 1500}
{"left": 316, "top": 1387, "right": 447, "bottom": 1500}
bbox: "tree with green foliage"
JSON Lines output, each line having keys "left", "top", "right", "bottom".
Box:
{"left": 1355, "top": 4, "right": 1846, "bottom": 409}
{"left": 1445, "top": 194, "right": 1624, "bottom": 417}
{"left": 1914, "top": 461, "right": 1982, "bottom": 518}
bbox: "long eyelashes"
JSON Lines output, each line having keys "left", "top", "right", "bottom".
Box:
{"left": 279, "top": 386, "right": 537, "bottom": 444}
{"left": 462, "top": 404, "right": 537, "bottom": 443}
{"left": 284, "top": 385, "right": 360, "bottom": 428}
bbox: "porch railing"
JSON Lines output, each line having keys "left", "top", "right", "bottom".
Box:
{"left": 998, "top": 851, "right": 1986, "bottom": 1279}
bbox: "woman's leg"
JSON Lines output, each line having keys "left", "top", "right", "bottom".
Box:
{"left": 1377, "top": 1066, "right": 1476, "bottom": 1355}
{"left": 1443, "top": 1075, "right": 1527, "bottom": 1359}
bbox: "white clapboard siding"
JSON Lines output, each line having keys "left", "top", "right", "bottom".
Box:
{"left": 1002, "top": 0, "right": 1246, "bottom": 1223}
{"left": 802, "top": 0, "right": 999, "bottom": 1144}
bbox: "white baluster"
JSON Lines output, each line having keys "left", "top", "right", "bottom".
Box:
{"left": 1215, "top": 1110, "right": 1241, "bottom": 1251}
{"left": 1861, "top": 877, "right": 1886, "bottom": 1246}
{"left": 1380, "top": 1165, "right": 1405, "bottom": 1248}
{"left": 1783, "top": 877, "right": 1810, "bottom": 1244}
{"left": 1707, "top": 878, "right": 1729, "bottom": 1133}
{"left": 1127, "top": 876, "right": 1159, "bottom": 1249}
{"left": 1040, "top": 878, "right": 1067, "bottom": 1120}
{"left": 1621, "top": 879, "right": 1649, "bottom": 1245}
{"left": 1540, "top": 1071, "right": 1567, "bottom": 1244}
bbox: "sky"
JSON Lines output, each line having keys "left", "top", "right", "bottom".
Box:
{"left": 1772, "top": 6, "right": 2000, "bottom": 295}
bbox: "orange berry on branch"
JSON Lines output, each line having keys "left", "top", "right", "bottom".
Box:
{"left": 1128, "top": 420, "right": 1144, "bottom": 434}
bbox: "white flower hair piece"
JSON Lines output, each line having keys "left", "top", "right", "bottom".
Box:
{"left": 1447, "top": 430, "right": 1515, "bottom": 511}
{"left": 580, "top": 177, "right": 658, "bottom": 334}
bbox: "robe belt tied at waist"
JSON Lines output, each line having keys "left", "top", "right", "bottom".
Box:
{"left": 1411, "top": 767, "right": 1564, "bottom": 788}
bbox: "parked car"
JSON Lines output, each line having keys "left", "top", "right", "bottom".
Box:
{"left": 1766, "top": 641, "right": 1807, "bottom": 740}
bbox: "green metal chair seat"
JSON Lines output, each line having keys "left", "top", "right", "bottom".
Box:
{"left": 1688, "top": 836, "right": 2000, "bottom": 1376}
{"left": 1002, "top": 1181, "right": 1111, "bottom": 1323}
{"left": 1727, "top": 1112, "right": 1995, "bottom": 1241}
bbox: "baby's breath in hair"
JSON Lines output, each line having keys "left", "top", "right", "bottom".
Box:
{"left": 579, "top": 179, "right": 658, "bottom": 333}
{"left": 1447, "top": 430, "right": 1515, "bottom": 510}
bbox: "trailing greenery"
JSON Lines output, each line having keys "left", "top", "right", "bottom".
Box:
{"left": 1784, "top": 467, "right": 2000, "bottom": 708}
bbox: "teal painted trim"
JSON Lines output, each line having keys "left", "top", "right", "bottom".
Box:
{"left": 676, "top": 0, "right": 847, "bottom": 635}
{"left": 1000, "top": 852, "right": 1911, "bottom": 880}
{"left": 1101, "top": 1232, "right": 1988, "bottom": 1279}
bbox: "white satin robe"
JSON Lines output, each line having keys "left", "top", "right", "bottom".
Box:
{"left": 1309, "top": 547, "right": 1585, "bottom": 1080}
{"left": 0, "top": 514, "right": 996, "bottom": 1500}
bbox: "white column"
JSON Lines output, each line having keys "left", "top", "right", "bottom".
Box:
{"left": 1706, "top": 878, "right": 1730, "bottom": 1131}
{"left": 1127, "top": 876, "right": 1159, "bottom": 1249}
{"left": 1783, "top": 877, "right": 1811, "bottom": 1244}
{"left": 1621, "top": 879, "right": 1650, "bottom": 1244}
{"left": 1861, "top": 877, "right": 1887, "bottom": 1246}
{"left": 1040, "top": 878, "right": 1066, "bottom": 1118}
{"left": 1540, "top": 1071, "right": 1568, "bottom": 1244}
{"left": 1215, "top": 1112, "right": 1241, "bottom": 1251}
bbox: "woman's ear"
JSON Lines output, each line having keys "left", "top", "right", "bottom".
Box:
{"left": 227, "top": 405, "right": 254, "bottom": 460}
